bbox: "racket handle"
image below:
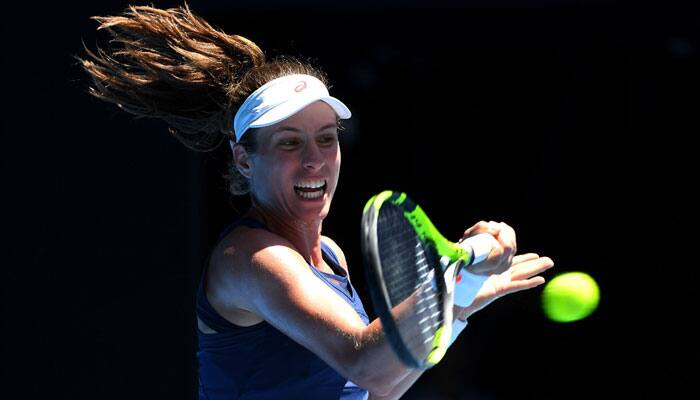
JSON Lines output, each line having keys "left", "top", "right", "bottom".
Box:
{"left": 461, "top": 233, "right": 494, "bottom": 265}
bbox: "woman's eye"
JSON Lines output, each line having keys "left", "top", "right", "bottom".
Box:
{"left": 318, "top": 134, "right": 338, "bottom": 145}
{"left": 279, "top": 138, "right": 300, "bottom": 147}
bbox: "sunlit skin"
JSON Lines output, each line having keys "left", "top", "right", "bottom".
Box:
{"left": 232, "top": 101, "right": 341, "bottom": 269}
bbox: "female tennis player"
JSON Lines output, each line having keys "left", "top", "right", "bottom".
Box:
{"left": 79, "top": 4, "right": 554, "bottom": 399}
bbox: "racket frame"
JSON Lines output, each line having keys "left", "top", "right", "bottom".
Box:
{"left": 361, "top": 190, "right": 476, "bottom": 369}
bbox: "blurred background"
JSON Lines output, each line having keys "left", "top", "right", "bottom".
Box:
{"left": 2, "top": 0, "right": 697, "bottom": 398}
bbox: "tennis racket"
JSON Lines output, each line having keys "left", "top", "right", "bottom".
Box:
{"left": 361, "top": 190, "right": 494, "bottom": 369}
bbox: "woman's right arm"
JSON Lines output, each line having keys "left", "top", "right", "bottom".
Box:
{"left": 208, "top": 229, "right": 412, "bottom": 396}
{"left": 208, "top": 221, "right": 516, "bottom": 396}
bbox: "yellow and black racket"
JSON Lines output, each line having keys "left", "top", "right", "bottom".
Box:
{"left": 361, "top": 191, "right": 493, "bottom": 369}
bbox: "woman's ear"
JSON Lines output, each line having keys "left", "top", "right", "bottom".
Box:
{"left": 232, "top": 144, "right": 253, "bottom": 179}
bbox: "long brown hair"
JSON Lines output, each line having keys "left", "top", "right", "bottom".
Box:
{"left": 78, "top": 3, "right": 329, "bottom": 195}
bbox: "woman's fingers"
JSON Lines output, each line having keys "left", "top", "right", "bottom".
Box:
{"left": 512, "top": 253, "right": 540, "bottom": 264}
{"left": 462, "top": 220, "right": 495, "bottom": 237}
{"left": 503, "top": 276, "right": 546, "bottom": 294}
{"left": 509, "top": 256, "right": 554, "bottom": 281}
{"left": 497, "top": 222, "right": 517, "bottom": 258}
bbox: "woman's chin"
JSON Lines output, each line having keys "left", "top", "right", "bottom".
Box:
{"left": 295, "top": 200, "right": 332, "bottom": 223}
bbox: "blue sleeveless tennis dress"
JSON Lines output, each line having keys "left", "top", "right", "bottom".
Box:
{"left": 196, "top": 218, "right": 370, "bottom": 400}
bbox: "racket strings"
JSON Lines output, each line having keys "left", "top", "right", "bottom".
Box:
{"left": 376, "top": 203, "right": 445, "bottom": 356}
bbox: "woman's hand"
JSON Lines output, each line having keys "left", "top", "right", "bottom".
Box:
{"left": 460, "top": 221, "right": 517, "bottom": 276}
{"left": 454, "top": 253, "right": 554, "bottom": 320}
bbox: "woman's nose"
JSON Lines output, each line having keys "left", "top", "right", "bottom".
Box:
{"left": 302, "top": 142, "right": 325, "bottom": 170}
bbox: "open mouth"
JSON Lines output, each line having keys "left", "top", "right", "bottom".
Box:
{"left": 293, "top": 179, "right": 327, "bottom": 200}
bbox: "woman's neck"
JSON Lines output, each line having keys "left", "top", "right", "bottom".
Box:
{"left": 245, "top": 206, "right": 324, "bottom": 267}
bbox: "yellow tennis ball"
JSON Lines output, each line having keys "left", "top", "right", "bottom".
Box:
{"left": 542, "top": 272, "right": 600, "bottom": 323}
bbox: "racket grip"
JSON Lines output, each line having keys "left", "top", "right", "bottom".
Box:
{"left": 462, "top": 233, "right": 494, "bottom": 265}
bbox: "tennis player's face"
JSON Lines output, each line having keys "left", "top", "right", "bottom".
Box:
{"left": 250, "top": 101, "right": 341, "bottom": 223}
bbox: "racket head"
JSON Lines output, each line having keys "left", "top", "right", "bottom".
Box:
{"left": 361, "top": 191, "right": 460, "bottom": 369}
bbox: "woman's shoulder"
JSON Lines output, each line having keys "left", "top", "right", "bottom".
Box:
{"left": 213, "top": 222, "right": 295, "bottom": 267}
{"left": 205, "top": 223, "right": 303, "bottom": 325}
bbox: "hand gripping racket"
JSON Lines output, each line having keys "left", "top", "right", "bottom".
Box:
{"left": 361, "top": 191, "right": 493, "bottom": 369}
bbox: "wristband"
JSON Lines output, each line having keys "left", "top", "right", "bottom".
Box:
{"left": 442, "top": 256, "right": 489, "bottom": 308}
{"left": 450, "top": 318, "right": 469, "bottom": 346}
{"left": 453, "top": 268, "right": 489, "bottom": 307}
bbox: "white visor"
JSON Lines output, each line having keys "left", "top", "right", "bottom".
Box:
{"left": 231, "top": 74, "right": 351, "bottom": 149}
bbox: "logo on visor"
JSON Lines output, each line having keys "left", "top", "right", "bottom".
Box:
{"left": 294, "top": 81, "right": 307, "bottom": 92}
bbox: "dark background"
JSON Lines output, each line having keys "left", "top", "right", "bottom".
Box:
{"left": 3, "top": 0, "right": 697, "bottom": 398}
